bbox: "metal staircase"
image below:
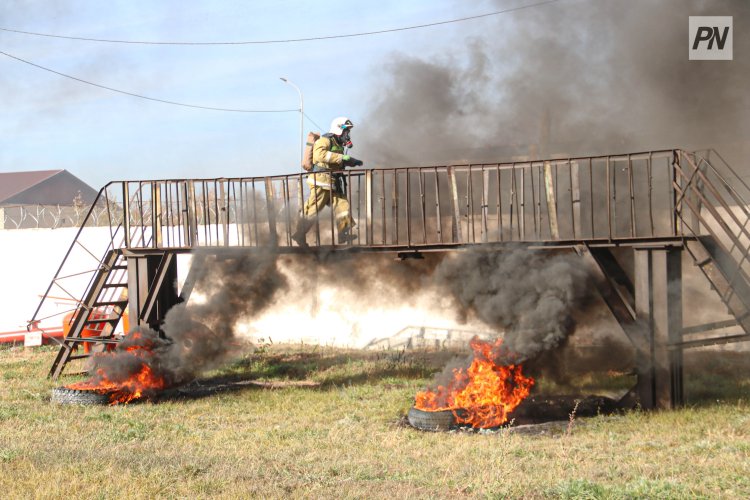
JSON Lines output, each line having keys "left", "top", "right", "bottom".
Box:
{"left": 48, "top": 250, "right": 129, "bottom": 378}
{"left": 29, "top": 184, "right": 158, "bottom": 378}
{"left": 673, "top": 149, "right": 750, "bottom": 348}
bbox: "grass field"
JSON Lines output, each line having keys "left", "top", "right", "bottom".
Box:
{"left": 0, "top": 344, "right": 748, "bottom": 498}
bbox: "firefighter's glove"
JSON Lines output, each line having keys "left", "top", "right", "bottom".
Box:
{"left": 342, "top": 155, "right": 363, "bottom": 168}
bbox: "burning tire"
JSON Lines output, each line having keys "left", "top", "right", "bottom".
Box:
{"left": 51, "top": 387, "right": 111, "bottom": 405}
{"left": 407, "top": 407, "right": 456, "bottom": 431}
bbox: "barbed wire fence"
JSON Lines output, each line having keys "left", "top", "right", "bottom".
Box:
{"left": 0, "top": 204, "right": 109, "bottom": 229}
{"left": 2, "top": 196, "right": 232, "bottom": 230}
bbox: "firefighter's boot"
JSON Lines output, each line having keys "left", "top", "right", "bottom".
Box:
{"left": 292, "top": 216, "right": 313, "bottom": 247}
{"left": 337, "top": 227, "right": 357, "bottom": 245}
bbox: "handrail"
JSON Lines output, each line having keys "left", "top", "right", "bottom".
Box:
{"left": 700, "top": 148, "right": 750, "bottom": 200}
{"left": 27, "top": 185, "right": 108, "bottom": 328}
{"left": 673, "top": 150, "right": 750, "bottom": 311}
{"left": 95, "top": 149, "right": 680, "bottom": 186}
{"left": 27, "top": 183, "right": 153, "bottom": 329}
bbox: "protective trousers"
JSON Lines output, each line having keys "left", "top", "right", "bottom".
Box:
{"left": 302, "top": 184, "right": 354, "bottom": 232}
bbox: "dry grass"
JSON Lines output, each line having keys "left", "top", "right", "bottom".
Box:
{"left": 0, "top": 344, "right": 748, "bottom": 499}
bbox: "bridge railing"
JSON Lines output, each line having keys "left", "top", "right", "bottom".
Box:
{"left": 91, "top": 149, "right": 683, "bottom": 251}
{"left": 25, "top": 148, "right": 701, "bottom": 333}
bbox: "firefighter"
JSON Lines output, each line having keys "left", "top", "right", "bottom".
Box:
{"left": 293, "top": 116, "right": 363, "bottom": 246}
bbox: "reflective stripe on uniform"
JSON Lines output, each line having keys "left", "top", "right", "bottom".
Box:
{"left": 324, "top": 151, "right": 333, "bottom": 162}
{"left": 307, "top": 176, "right": 334, "bottom": 189}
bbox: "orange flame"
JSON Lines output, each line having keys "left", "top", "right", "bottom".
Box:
{"left": 414, "top": 337, "right": 534, "bottom": 428}
{"left": 65, "top": 331, "right": 167, "bottom": 404}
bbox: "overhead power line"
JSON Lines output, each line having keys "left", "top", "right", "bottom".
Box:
{"left": 0, "top": 50, "right": 297, "bottom": 113}
{"left": 0, "top": 1, "right": 560, "bottom": 46}
{"left": 303, "top": 112, "right": 325, "bottom": 132}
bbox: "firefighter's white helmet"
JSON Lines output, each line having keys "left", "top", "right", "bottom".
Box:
{"left": 329, "top": 117, "right": 354, "bottom": 136}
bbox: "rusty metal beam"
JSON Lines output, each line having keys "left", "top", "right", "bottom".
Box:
{"left": 634, "top": 248, "right": 684, "bottom": 409}
{"left": 137, "top": 253, "right": 177, "bottom": 329}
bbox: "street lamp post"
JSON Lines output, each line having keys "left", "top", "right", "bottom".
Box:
{"left": 280, "top": 77, "right": 304, "bottom": 169}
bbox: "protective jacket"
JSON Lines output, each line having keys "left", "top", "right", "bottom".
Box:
{"left": 308, "top": 134, "right": 345, "bottom": 190}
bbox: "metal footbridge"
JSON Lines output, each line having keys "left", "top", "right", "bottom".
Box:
{"left": 30, "top": 148, "right": 750, "bottom": 409}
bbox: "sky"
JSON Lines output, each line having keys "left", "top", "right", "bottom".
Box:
{"left": 0, "top": 0, "right": 508, "bottom": 187}
{"left": 1, "top": 0, "right": 748, "bottom": 190}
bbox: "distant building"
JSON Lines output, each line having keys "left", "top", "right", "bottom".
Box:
{"left": 0, "top": 169, "right": 99, "bottom": 229}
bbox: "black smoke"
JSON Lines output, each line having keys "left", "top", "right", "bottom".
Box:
{"left": 83, "top": 250, "right": 286, "bottom": 390}
{"left": 359, "top": 0, "right": 750, "bottom": 167}
{"left": 84, "top": 247, "right": 596, "bottom": 394}
{"left": 432, "top": 247, "right": 595, "bottom": 363}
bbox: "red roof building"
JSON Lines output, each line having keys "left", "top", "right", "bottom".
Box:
{"left": 0, "top": 169, "right": 97, "bottom": 206}
{"left": 0, "top": 170, "right": 99, "bottom": 229}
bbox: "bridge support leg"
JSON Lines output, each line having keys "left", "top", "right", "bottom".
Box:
{"left": 634, "top": 248, "right": 684, "bottom": 409}
{"left": 127, "top": 253, "right": 179, "bottom": 332}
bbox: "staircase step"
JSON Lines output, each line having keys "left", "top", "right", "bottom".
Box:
{"left": 64, "top": 336, "right": 120, "bottom": 345}
{"left": 68, "top": 354, "right": 92, "bottom": 361}
{"left": 681, "top": 319, "right": 738, "bottom": 335}
{"left": 83, "top": 318, "right": 120, "bottom": 326}
{"left": 674, "top": 333, "right": 750, "bottom": 349}
{"left": 92, "top": 300, "right": 129, "bottom": 307}
{"left": 695, "top": 257, "right": 712, "bottom": 267}
{"left": 687, "top": 238, "right": 750, "bottom": 336}
{"left": 101, "top": 283, "right": 127, "bottom": 288}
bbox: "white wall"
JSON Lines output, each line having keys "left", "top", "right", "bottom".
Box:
{"left": 0, "top": 226, "right": 493, "bottom": 348}
{"left": 0, "top": 227, "right": 112, "bottom": 332}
